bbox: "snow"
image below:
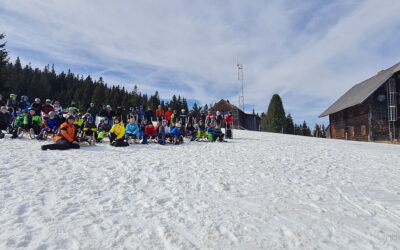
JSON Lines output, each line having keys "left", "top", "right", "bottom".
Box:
{"left": 1, "top": 130, "right": 400, "bottom": 249}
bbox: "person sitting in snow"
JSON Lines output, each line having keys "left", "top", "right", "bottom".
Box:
{"left": 82, "top": 115, "right": 97, "bottom": 138}
{"left": 125, "top": 117, "right": 140, "bottom": 143}
{"left": 109, "top": 116, "right": 129, "bottom": 147}
{"left": 142, "top": 121, "right": 156, "bottom": 144}
{"left": 0, "top": 106, "right": 12, "bottom": 139}
{"left": 170, "top": 122, "right": 182, "bottom": 145}
{"left": 41, "top": 115, "right": 80, "bottom": 150}
{"left": 36, "top": 111, "right": 59, "bottom": 140}
{"left": 96, "top": 117, "right": 112, "bottom": 143}
{"left": 23, "top": 108, "right": 42, "bottom": 135}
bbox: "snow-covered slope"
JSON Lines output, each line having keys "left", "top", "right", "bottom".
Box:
{"left": 1, "top": 130, "right": 400, "bottom": 249}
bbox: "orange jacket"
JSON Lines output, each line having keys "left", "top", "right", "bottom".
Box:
{"left": 55, "top": 122, "right": 76, "bottom": 142}
{"left": 156, "top": 108, "right": 164, "bottom": 117}
{"left": 165, "top": 110, "right": 172, "bottom": 121}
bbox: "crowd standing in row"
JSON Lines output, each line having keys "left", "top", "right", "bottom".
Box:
{"left": 0, "top": 94, "right": 234, "bottom": 150}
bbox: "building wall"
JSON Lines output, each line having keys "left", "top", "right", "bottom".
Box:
{"left": 329, "top": 76, "right": 400, "bottom": 142}
{"left": 330, "top": 103, "right": 369, "bottom": 141}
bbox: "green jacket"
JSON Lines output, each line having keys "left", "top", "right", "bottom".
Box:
{"left": 87, "top": 107, "right": 97, "bottom": 118}
{"left": 23, "top": 114, "right": 42, "bottom": 126}
{"left": 14, "top": 115, "right": 24, "bottom": 127}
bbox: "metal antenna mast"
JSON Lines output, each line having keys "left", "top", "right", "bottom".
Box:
{"left": 237, "top": 57, "right": 245, "bottom": 112}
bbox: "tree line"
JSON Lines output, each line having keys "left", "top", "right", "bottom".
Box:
{"left": 0, "top": 33, "right": 203, "bottom": 117}
{"left": 260, "top": 94, "right": 327, "bottom": 138}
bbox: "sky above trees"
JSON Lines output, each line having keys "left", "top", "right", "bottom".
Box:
{"left": 2, "top": 0, "right": 400, "bottom": 124}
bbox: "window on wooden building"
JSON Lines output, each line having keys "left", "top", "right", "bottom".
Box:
{"left": 350, "top": 127, "right": 355, "bottom": 137}
{"left": 361, "top": 125, "right": 366, "bottom": 136}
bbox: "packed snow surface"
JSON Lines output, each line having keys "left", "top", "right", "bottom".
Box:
{"left": 1, "top": 130, "right": 400, "bottom": 249}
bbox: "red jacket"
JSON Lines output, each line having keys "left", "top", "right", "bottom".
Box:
{"left": 42, "top": 104, "right": 55, "bottom": 115}
{"left": 165, "top": 111, "right": 172, "bottom": 121}
{"left": 156, "top": 108, "right": 164, "bottom": 117}
{"left": 225, "top": 114, "right": 233, "bottom": 125}
{"left": 144, "top": 125, "right": 156, "bottom": 136}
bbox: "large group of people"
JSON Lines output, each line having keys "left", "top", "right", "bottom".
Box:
{"left": 0, "top": 93, "right": 234, "bottom": 150}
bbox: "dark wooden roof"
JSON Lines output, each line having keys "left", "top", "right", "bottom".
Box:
{"left": 209, "top": 99, "right": 238, "bottom": 112}
{"left": 320, "top": 62, "right": 400, "bottom": 117}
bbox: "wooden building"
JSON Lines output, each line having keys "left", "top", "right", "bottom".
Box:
{"left": 209, "top": 99, "right": 261, "bottom": 131}
{"left": 320, "top": 63, "right": 400, "bottom": 142}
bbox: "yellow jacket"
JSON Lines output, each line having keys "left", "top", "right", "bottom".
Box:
{"left": 110, "top": 122, "right": 125, "bottom": 140}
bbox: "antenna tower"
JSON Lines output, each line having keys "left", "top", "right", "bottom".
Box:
{"left": 237, "top": 58, "right": 245, "bottom": 112}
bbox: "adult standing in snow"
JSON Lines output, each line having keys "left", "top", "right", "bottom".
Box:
{"left": 53, "top": 100, "right": 63, "bottom": 113}
{"left": 42, "top": 99, "right": 55, "bottom": 115}
{"left": 41, "top": 115, "right": 80, "bottom": 150}
{"left": 6, "top": 93, "right": 18, "bottom": 116}
{"left": 215, "top": 111, "right": 223, "bottom": 128}
{"left": 18, "top": 96, "right": 30, "bottom": 113}
{"left": 205, "top": 110, "right": 214, "bottom": 126}
{"left": 0, "top": 94, "right": 5, "bottom": 107}
{"left": 225, "top": 111, "right": 234, "bottom": 139}
{"left": 155, "top": 105, "right": 164, "bottom": 123}
{"left": 87, "top": 102, "right": 97, "bottom": 121}
{"left": 165, "top": 107, "right": 173, "bottom": 126}
{"left": 31, "top": 98, "right": 43, "bottom": 115}
{"left": 145, "top": 107, "right": 154, "bottom": 124}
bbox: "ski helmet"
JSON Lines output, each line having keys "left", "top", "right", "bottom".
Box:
{"left": 35, "top": 98, "right": 41, "bottom": 102}
{"left": 49, "top": 111, "right": 56, "bottom": 117}
{"left": 87, "top": 115, "right": 94, "bottom": 122}
{"left": 0, "top": 106, "right": 7, "bottom": 111}
{"left": 10, "top": 93, "right": 17, "bottom": 98}
{"left": 45, "top": 99, "right": 52, "bottom": 104}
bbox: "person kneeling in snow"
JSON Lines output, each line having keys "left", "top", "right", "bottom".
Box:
{"left": 125, "top": 117, "right": 140, "bottom": 143}
{"left": 109, "top": 116, "right": 129, "bottom": 147}
{"left": 41, "top": 115, "right": 80, "bottom": 150}
{"left": 170, "top": 122, "right": 183, "bottom": 145}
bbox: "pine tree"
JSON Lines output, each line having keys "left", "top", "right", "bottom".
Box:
{"left": 262, "top": 94, "right": 286, "bottom": 133}
{"left": 0, "top": 33, "right": 8, "bottom": 93}
{"left": 284, "top": 114, "right": 295, "bottom": 134}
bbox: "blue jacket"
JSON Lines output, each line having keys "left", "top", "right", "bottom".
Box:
{"left": 125, "top": 123, "right": 140, "bottom": 136}
{"left": 45, "top": 118, "right": 59, "bottom": 130}
{"left": 170, "top": 127, "right": 181, "bottom": 137}
{"left": 137, "top": 109, "right": 145, "bottom": 120}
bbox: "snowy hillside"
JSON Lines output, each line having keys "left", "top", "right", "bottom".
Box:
{"left": 1, "top": 130, "right": 400, "bottom": 249}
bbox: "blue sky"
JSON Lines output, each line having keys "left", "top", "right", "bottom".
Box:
{"left": 2, "top": 0, "right": 400, "bottom": 125}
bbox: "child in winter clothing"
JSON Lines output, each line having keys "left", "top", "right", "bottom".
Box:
{"left": 125, "top": 118, "right": 140, "bottom": 142}
{"left": 196, "top": 120, "right": 206, "bottom": 140}
{"left": 82, "top": 115, "right": 97, "bottom": 138}
{"left": 170, "top": 123, "right": 182, "bottom": 145}
{"left": 97, "top": 117, "right": 112, "bottom": 142}
{"left": 37, "top": 111, "right": 59, "bottom": 140}
{"left": 0, "top": 106, "right": 12, "bottom": 139}
{"left": 109, "top": 117, "right": 128, "bottom": 147}
{"left": 142, "top": 122, "right": 156, "bottom": 144}
{"left": 41, "top": 115, "right": 80, "bottom": 150}
{"left": 42, "top": 99, "right": 55, "bottom": 115}
{"left": 23, "top": 108, "right": 42, "bottom": 135}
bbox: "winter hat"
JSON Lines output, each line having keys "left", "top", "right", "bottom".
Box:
{"left": 67, "top": 115, "right": 76, "bottom": 120}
